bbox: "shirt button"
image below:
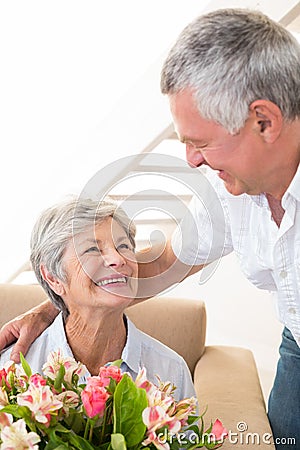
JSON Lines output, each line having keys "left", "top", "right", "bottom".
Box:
{"left": 288, "top": 307, "right": 297, "bottom": 315}
{"left": 280, "top": 270, "right": 288, "bottom": 279}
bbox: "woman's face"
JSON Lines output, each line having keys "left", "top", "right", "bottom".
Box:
{"left": 59, "top": 217, "right": 138, "bottom": 314}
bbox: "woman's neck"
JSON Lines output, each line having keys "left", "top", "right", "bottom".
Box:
{"left": 64, "top": 310, "right": 127, "bottom": 376}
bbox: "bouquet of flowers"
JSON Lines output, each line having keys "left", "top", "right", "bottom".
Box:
{"left": 0, "top": 349, "right": 227, "bottom": 449}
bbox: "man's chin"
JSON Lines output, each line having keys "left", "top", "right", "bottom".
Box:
{"left": 224, "top": 182, "right": 261, "bottom": 197}
{"left": 223, "top": 180, "right": 247, "bottom": 197}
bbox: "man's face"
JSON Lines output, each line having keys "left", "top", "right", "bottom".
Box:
{"left": 169, "top": 88, "right": 269, "bottom": 196}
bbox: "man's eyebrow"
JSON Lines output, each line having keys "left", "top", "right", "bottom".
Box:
{"left": 180, "top": 136, "right": 207, "bottom": 146}
{"left": 180, "top": 136, "right": 193, "bottom": 144}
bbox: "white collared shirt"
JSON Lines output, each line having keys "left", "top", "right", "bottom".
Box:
{"left": 172, "top": 166, "right": 300, "bottom": 347}
{"left": 0, "top": 313, "right": 195, "bottom": 402}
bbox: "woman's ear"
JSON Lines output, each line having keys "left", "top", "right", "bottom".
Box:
{"left": 249, "top": 100, "right": 283, "bottom": 143}
{"left": 40, "top": 264, "right": 66, "bottom": 296}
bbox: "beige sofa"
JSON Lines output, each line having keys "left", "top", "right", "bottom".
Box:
{"left": 0, "top": 283, "right": 274, "bottom": 449}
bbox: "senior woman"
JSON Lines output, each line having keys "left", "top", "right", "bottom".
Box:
{"left": 0, "top": 197, "right": 195, "bottom": 401}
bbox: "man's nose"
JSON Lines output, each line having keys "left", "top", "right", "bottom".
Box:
{"left": 102, "top": 248, "right": 126, "bottom": 268}
{"left": 186, "top": 144, "right": 206, "bottom": 168}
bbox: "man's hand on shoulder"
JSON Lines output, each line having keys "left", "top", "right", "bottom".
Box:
{"left": 0, "top": 300, "right": 58, "bottom": 363}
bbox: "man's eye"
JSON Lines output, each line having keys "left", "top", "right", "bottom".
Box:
{"left": 195, "top": 144, "right": 208, "bottom": 151}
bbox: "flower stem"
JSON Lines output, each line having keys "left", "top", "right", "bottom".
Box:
{"left": 89, "top": 422, "right": 94, "bottom": 442}
{"left": 100, "top": 402, "right": 111, "bottom": 443}
{"left": 84, "top": 419, "right": 90, "bottom": 440}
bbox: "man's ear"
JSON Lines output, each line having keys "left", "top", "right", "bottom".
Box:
{"left": 249, "top": 100, "right": 283, "bottom": 143}
{"left": 40, "top": 264, "right": 66, "bottom": 296}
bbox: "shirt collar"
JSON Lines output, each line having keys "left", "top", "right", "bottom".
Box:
{"left": 283, "top": 163, "right": 300, "bottom": 203}
{"left": 247, "top": 164, "right": 300, "bottom": 207}
{"left": 121, "top": 316, "right": 141, "bottom": 374}
{"left": 248, "top": 193, "right": 268, "bottom": 207}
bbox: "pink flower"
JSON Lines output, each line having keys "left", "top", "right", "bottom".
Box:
{"left": 99, "top": 365, "right": 122, "bottom": 387}
{"left": 143, "top": 430, "right": 170, "bottom": 450}
{"left": 56, "top": 390, "right": 80, "bottom": 415}
{"left": 0, "top": 417, "right": 40, "bottom": 449}
{"left": 155, "top": 376, "right": 176, "bottom": 397}
{"left": 143, "top": 405, "right": 181, "bottom": 433}
{"left": 42, "top": 349, "right": 87, "bottom": 384}
{"left": 211, "top": 419, "right": 228, "bottom": 441}
{"left": 135, "top": 368, "right": 176, "bottom": 416}
{"left": 0, "top": 369, "right": 7, "bottom": 385}
{"left": 0, "top": 365, "right": 14, "bottom": 390}
{"left": 3, "top": 361, "right": 15, "bottom": 375}
{"left": 174, "top": 397, "right": 197, "bottom": 425}
{"left": 17, "top": 384, "right": 63, "bottom": 426}
{"left": 142, "top": 405, "right": 181, "bottom": 450}
{"left": 84, "top": 376, "right": 103, "bottom": 389}
{"left": 0, "top": 388, "right": 9, "bottom": 407}
{"left": 29, "top": 374, "right": 46, "bottom": 387}
{"left": 81, "top": 378, "right": 109, "bottom": 418}
{"left": 147, "top": 388, "right": 175, "bottom": 412}
{"left": 0, "top": 412, "right": 12, "bottom": 430}
{"left": 135, "top": 368, "right": 154, "bottom": 391}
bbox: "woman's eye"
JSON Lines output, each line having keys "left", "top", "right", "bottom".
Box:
{"left": 85, "top": 246, "right": 99, "bottom": 253}
{"left": 118, "top": 243, "right": 129, "bottom": 250}
{"left": 118, "top": 243, "right": 133, "bottom": 252}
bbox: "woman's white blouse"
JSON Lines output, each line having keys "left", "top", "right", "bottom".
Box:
{"left": 0, "top": 312, "right": 195, "bottom": 402}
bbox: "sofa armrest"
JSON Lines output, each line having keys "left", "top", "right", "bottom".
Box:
{"left": 194, "top": 345, "right": 275, "bottom": 449}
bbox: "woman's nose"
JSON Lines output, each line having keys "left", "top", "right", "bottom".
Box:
{"left": 186, "top": 144, "right": 206, "bottom": 168}
{"left": 102, "top": 248, "right": 126, "bottom": 268}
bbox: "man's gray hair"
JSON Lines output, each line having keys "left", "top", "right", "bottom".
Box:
{"left": 30, "top": 197, "right": 136, "bottom": 315}
{"left": 161, "top": 8, "right": 300, "bottom": 133}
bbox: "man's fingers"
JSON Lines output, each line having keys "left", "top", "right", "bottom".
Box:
{"left": 10, "top": 338, "right": 30, "bottom": 363}
{"left": 0, "top": 322, "right": 31, "bottom": 363}
{"left": 0, "top": 326, "right": 18, "bottom": 352}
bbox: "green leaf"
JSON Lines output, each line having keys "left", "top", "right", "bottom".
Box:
{"left": 113, "top": 374, "right": 147, "bottom": 447}
{"left": 107, "top": 378, "right": 117, "bottom": 394}
{"left": 1, "top": 404, "right": 31, "bottom": 420}
{"left": 63, "top": 408, "right": 86, "bottom": 434}
{"left": 45, "top": 426, "right": 96, "bottom": 450}
{"left": 54, "top": 364, "right": 66, "bottom": 391}
{"left": 68, "top": 432, "right": 97, "bottom": 449}
{"left": 98, "top": 443, "right": 111, "bottom": 450}
{"left": 111, "top": 433, "right": 127, "bottom": 450}
{"left": 44, "top": 443, "right": 69, "bottom": 450}
{"left": 110, "top": 359, "right": 123, "bottom": 368}
{"left": 20, "top": 352, "right": 32, "bottom": 378}
{"left": 187, "top": 415, "right": 200, "bottom": 425}
{"left": 44, "top": 430, "right": 69, "bottom": 450}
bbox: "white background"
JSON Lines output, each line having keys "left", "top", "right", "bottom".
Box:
{"left": 0, "top": 1, "right": 207, "bottom": 281}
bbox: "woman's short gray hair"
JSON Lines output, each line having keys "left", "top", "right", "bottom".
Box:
{"left": 161, "top": 8, "right": 300, "bottom": 133}
{"left": 30, "top": 197, "right": 136, "bottom": 315}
